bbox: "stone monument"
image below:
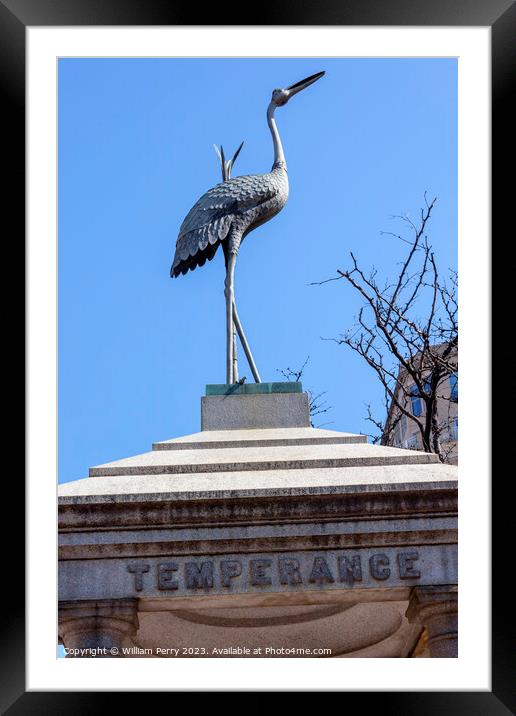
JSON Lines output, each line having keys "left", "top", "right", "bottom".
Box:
{"left": 58, "top": 383, "right": 458, "bottom": 658}
{"left": 58, "top": 71, "right": 457, "bottom": 658}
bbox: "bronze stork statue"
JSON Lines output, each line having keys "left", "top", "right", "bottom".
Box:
{"left": 171, "top": 71, "right": 325, "bottom": 384}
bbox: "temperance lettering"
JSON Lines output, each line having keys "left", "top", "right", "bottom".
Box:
{"left": 127, "top": 549, "right": 425, "bottom": 595}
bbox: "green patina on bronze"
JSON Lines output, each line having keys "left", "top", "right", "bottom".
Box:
{"left": 206, "top": 382, "right": 302, "bottom": 396}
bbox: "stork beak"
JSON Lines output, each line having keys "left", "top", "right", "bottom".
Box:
{"left": 285, "top": 71, "right": 325, "bottom": 99}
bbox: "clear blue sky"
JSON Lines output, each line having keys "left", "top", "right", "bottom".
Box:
{"left": 58, "top": 57, "right": 457, "bottom": 484}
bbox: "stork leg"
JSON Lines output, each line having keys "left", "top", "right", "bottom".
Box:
{"left": 232, "top": 301, "right": 261, "bottom": 383}
{"left": 224, "top": 253, "right": 237, "bottom": 384}
{"left": 232, "top": 314, "right": 239, "bottom": 383}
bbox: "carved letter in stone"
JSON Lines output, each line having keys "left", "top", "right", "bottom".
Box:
{"left": 278, "top": 558, "right": 303, "bottom": 585}
{"left": 398, "top": 551, "right": 421, "bottom": 579}
{"left": 157, "top": 562, "right": 179, "bottom": 590}
{"left": 369, "top": 554, "right": 391, "bottom": 580}
{"left": 250, "top": 559, "right": 272, "bottom": 586}
{"left": 185, "top": 562, "right": 214, "bottom": 590}
{"left": 220, "top": 560, "right": 242, "bottom": 587}
{"left": 127, "top": 563, "right": 150, "bottom": 592}
{"left": 308, "top": 557, "right": 335, "bottom": 584}
{"left": 338, "top": 555, "right": 362, "bottom": 584}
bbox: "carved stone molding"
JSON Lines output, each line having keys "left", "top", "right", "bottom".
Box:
{"left": 406, "top": 585, "right": 458, "bottom": 658}
{"left": 59, "top": 598, "right": 139, "bottom": 657}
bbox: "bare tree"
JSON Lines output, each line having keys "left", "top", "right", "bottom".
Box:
{"left": 277, "top": 357, "right": 333, "bottom": 428}
{"left": 312, "top": 195, "right": 457, "bottom": 462}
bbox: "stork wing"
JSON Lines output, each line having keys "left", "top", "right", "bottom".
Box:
{"left": 171, "top": 174, "right": 275, "bottom": 277}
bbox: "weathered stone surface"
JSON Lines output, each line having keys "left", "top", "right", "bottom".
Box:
{"left": 152, "top": 426, "right": 368, "bottom": 451}
{"left": 132, "top": 601, "right": 414, "bottom": 658}
{"left": 58, "top": 598, "right": 139, "bottom": 657}
{"left": 201, "top": 391, "right": 311, "bottom": 430}
{"left": 406, "top": 585, "right": 458, "bottom": 657}
{"left": 59, "top": 545, "right": 456, "bottom": 602}
{"left": 87, "top": 441, "right": 439, "bottom": 478}
{"left": 61, "top": 462, "right": 455, "bottom": 502}
{"left": 59, "top": 516, "right": 456, "bottom": 581}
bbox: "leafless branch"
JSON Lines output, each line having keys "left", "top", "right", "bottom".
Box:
{"left": 315, "top": 196, "right": 458, "bottom": 463}
{"left": 277, "top": 356, "right": 333, "bottom": 428}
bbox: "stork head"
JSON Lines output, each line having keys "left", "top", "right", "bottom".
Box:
{"left": 271, "top": 71, "right": 325, "bottom": 107}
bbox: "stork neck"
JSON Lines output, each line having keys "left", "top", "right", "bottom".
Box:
{"left": 267, "top": 102, "right": 286, "bottom": 170}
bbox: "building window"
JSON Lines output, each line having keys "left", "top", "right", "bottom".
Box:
{"left": 449, "top": 418, "right": 458, "bottom": 441}
{"left": 409, "top": 385, "right": 422, "bottom": 417}
{"left": 405, "top": 434, "right": 418, "bottom": 449}
{"left": 449, "top": 373, "right": 458, "bottom": 401}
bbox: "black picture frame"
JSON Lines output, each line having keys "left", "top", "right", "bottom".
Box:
{"left": 7, "top": 0, "right": 509, "bottom": 709}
